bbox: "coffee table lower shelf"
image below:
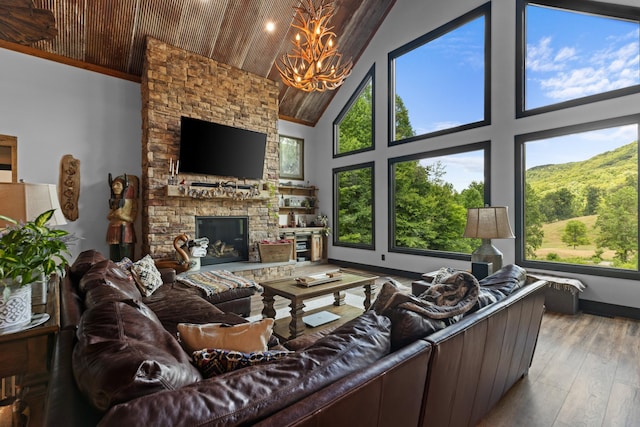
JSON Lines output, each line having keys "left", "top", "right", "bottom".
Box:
{"left": 272, "top": 304, "right": 364, "bottom": 341}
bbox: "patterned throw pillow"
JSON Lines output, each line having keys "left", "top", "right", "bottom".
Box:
{"left": 131, "top": 255, "right": 163, "bottom": 296}
{"left": 192, "top": 348, "right": 292, "bottom": 377}
{"left": 115, "top": 257, "right": 134, "bottom": 280}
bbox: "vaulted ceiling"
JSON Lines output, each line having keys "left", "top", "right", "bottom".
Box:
{"left": 0, "top": 0, "right": 396, "bottom": 125}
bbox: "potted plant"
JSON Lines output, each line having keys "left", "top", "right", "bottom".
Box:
{"left": 0, "top": 209, "right": 71, "bottom": 332}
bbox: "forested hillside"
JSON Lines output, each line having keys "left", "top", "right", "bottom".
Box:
{"left": 527, "top": 141, "right": 637, "bottom": 197}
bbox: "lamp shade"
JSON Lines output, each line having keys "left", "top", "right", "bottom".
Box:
{"left": 0, "top": 182, "right": 67, "bottom": 227}
{"left": 463, "top": 206, "right": 514, "bottom": 239}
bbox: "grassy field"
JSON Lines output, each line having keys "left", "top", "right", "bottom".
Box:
{"left": 534, "top": 215, "right": 616, "bottom": 261}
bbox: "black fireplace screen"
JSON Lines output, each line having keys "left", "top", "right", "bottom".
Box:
{"left": 195, "top": 216, "right": 249, "bottom": 265}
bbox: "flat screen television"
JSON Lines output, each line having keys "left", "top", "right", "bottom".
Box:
{"left": 179, "top": 116, "right": 267, "bottom": 180}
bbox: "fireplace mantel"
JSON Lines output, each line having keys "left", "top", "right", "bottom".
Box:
{"left": 166, "top": 185, "right": 270, "bottom": 200}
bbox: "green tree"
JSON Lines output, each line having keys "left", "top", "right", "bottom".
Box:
{"left": 394, "top": 95, "right": 414, "bottom": 140}
{"left": 458, "top": 181, "right": 484, "bottom": 209}
{"left": 583, "top": 185, "right": 602, "bottom": 216}
{"left": 595, "top": 177, "right": 638, "bottom": 264}
{"left": 540, "top": 188, "right": 575, "bottom": 222}
{"left": 337, "top": 82, "right": 372, "bottom": 154}
{"left": 336, "top": 167, "right": 373, "bottom": 245}
{"left": 524, "top": 182, "right": 544, "bottom": 258}
{"left": 561, "top": 220, "right": 590, "bottom": 249}
{"left": 393, "top": 160, "right": 474, "bottom": 253}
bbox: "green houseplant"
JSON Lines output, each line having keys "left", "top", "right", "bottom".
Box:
{"left": 0, "top": 209, "right": 71, "bottom": 302}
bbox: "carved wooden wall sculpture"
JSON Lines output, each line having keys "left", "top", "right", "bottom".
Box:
{"left": 59, "top": 154, "right": 80, "bottom": 221}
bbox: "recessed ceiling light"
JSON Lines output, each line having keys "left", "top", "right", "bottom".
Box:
{"left": 265, "top": 21, "right": 275, "bottom": 32}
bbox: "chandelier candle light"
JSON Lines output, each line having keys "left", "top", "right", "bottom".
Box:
{"left": 463, "top": 206, "right": 515, "bottom": 277}
{"left": 277, "top": 0, "right": 352, "bottom": 92}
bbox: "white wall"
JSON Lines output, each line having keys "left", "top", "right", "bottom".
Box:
{"left": 0, "top": 48, "right": 142, "bottom": 259}
{"left": 311, "top": 0, "right": 640, "bottom": 308}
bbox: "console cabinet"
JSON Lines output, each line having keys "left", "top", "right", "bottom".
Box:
{"left": 279, "top": 227, "right": 325, "bottom": 263}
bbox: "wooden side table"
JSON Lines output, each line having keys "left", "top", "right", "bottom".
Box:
{"left": 0, "top": 276, "right": 60, "bottom": 426}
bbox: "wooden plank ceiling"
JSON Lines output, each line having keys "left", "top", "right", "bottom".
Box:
{"left": 0, "top": 0, "right": 396, "bottom": 125}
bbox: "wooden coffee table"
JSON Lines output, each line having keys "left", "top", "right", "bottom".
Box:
{"left": 260, "top": 269, "right": 378, "bottom": 340}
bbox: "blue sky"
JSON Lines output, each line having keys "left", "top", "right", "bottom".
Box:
{"left": 401, "top": 5, "right": 639, "bottom": 192}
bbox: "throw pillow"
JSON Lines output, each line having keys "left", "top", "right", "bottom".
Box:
{"left": 116, "top": 256, "right": 134, "bottom": 270}
{"left": 131, "top": 254, "right": 163, "bottom": 296}
{"left": 192, "top": 348, "right": 292, "bottom": 377}
{"left": 177, "top": 318, "right": 275, "bottom": 354}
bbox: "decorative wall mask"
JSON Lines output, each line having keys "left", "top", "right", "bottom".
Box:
{"left": 59, "top": 154, "right": 80, "bottom": 221}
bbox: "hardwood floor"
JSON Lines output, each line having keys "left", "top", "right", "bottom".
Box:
{"left": 479, "top": 311, "right": 640, "bottom": 427}
{"left": 250, "top": 263, "right": 640, "bottom": 427}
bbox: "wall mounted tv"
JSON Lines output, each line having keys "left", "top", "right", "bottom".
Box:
{"left": 179, "top": 116, "right": 267, "bottom": 180}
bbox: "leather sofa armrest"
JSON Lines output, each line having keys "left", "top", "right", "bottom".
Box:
{"left": 159, "top": 267, "right": 176, "bottom": 284}
{"left": 420, "top": 279, "right": 547, "bottom": 427}
{"left": 60, "top": 272, "right": 84, "bottom": 330}
{"left": 44, "top": 330, "right": 102, "bottom": 427}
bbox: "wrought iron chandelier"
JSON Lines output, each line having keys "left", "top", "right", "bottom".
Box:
{"left": 277, "top": 0, "right": 353, "bottom": 92}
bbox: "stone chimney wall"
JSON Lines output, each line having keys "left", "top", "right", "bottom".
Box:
{"left": 140, "top": 37, "right": 280, "bottom": 261}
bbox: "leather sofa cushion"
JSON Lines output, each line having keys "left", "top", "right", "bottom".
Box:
{"left": 203, "top": 286, "right": 257, "bottom": 303}
{"left": 473, "top": 264, "right": 528, "bottom": 312}
{"left": 142, "top": 284, "right": 242, "bottom": 337}
{"left": 68, "top": 249, "right": 106, "bottom": 282}
{"left": 477, "top": 264, "right": 526, "bottom": 296}
{"left": 73, "top": 299, "right": 201, "bottom": 412}
{"left": 79, "top": 259, "right": 142, "bottom": 308}
{"left": 99, "top": 311, "right": 392, "bottom": 427}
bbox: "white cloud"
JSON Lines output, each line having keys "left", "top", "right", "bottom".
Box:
{"left": 429, "top": 121, "right": 463, "bottom": 132}
{"left": 527, "top": 37, "right": 566, "bottom": 72}
{"left": 579, "top": 124, "right": 638, "bottom": 144}
{"left": 422, "top": 154, "right": 485, "bottom": 192}
{"left": 554, "top": 46, "right": 576, "bottom": 62}
{"left": 529, "top": 36, "right": 639, "bottom": 101}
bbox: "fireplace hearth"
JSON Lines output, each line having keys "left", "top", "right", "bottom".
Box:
{"left": 195, "top": 216, "right": 249, "bottom": 265}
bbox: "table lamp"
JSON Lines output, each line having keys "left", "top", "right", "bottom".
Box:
{"left": 0, "top": 182, "right": 67, "bottom": 227}
{"left": 463, "top": 206, "right": 514, "bottom": 275}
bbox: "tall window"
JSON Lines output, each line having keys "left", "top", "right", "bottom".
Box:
{"left": 389, "top": 3, "right": 490, "bottom": 144}
{"left": 517, "top": 0, "right": 640, "bottom": 116}
{"left": 333, "top": 163, "right": 374, "bottom": 248}
{"left": 516, "top": 116, "right": 640, "bottom": 279}
{"left": 389, "top": 142, "right": 489, "bottom": 258}
{"left": 334, "top": 66, "right": 375, "bottom": 157}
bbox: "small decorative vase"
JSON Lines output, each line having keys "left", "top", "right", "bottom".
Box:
{"left": 188, "top": 257, "right": 201, "bottom": 271}
{"left": 0, "top": 282, "right": 32, "bottom": 333}
{"left": 31, "top": 272, "right": 48, "bottom": 306}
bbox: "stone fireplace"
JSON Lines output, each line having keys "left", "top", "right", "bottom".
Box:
{"left": 196, "top": 216, "right": 249, "bottom": 265}
{"left": 139, "top": 38, "right": 285, "bottom": 280}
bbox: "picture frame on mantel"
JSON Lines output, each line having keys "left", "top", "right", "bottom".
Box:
{"left": 279, "top": 135, "right": 304, "bottom": 180}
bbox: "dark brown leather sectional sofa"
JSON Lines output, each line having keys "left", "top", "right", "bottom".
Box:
{"left": 44, "top": 250, "right": 547, "bottom": 427}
